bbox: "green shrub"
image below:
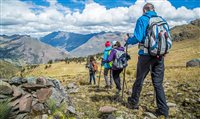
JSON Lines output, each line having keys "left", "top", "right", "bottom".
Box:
{"left": 48, "top": 60, "right": 53, "bottom": 64}
{"left": 0, "top": 100, "right": 12, "bottom": 119}
{"left": 46, "top": 99, "right": 57, "bottom": 114}
{"left": 46, "top": 99, "right": 68, "bottom": 119}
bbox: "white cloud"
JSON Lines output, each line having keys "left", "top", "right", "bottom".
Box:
{"left": 45, "top": 0, "right": 57, "bottom": 6}
{"left": 1, "top": 0, "right": 200, "bottom": 37}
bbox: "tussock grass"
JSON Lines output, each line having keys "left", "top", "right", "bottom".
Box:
{"left": 0, "top": 100, "right": 12, "bottom": 119}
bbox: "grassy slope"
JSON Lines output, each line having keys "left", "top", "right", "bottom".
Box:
{"left": 22, "top": 38, "right": 200, "bottom": 118}
{"left": 0, "top": 60, "right": 20, "bottom": 79}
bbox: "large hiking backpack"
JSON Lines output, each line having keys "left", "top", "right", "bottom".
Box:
{"left": 113, "top": 49, "right": 128, "bottom": 69}
{"left": 140, "top": 16, "right": 172, "bottom": 56}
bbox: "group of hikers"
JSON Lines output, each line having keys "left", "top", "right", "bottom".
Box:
{"left": 86, "top": 3, "right": 172, "bottom": 118}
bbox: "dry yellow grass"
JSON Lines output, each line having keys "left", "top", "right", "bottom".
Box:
{"left": 21, "top": 38, "right": 200, "bottom": 118}
{"left": 23, "top": 62, "right": 88, "bottom": 79}
{"left": 23, "top": 38, "right": 200, "bottom": 82}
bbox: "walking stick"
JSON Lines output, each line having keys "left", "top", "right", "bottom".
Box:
{"left": 98, "top": 60, "right": 103, "bottom": 88}
{"left": 122, "top": 34, "right": 129, "bottom": 99}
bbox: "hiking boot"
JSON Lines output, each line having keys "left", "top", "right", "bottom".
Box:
{"left": 127, "top": 97, "right": 139, "bottom": 110}
{"left": 115, "top": 89, "right": 121, "bottom": 96}
{"left": 109, "top": 85, "right": 113, "bottom": 89}
{"left": 154, "top": 109, "right": 168, "bottom": 119}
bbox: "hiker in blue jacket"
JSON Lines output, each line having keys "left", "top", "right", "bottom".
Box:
{"left": 125, "top": 3, "right": 169, "bottom": 118}
{"left": 102, "top": 41, "right": 113, "bottom": 89}
{"left": 103, "top": 41, "right": 125, "bottom": 96}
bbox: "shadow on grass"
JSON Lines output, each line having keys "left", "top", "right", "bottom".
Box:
{"left": 88, "top": 87, "right": 110, "bottom": 93}
{"left": 79, "top": 81, "right": 90, "bottom": 86}
{"left": 90, "top": 94, "right": 127, "bottom": 105}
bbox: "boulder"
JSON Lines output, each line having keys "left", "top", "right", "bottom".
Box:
{"left": 12, "top": 103, "right": 20, "bottom": 112}
{"left": 22, "top": 78, "right": 28, "bottom": 83}
{"left": 99, "top": 106, "right": 117, "bottom": 114}
{"left": 49, "top": 88, "right": 65, "bottom": 106}
{"left": 167, "top": 102, "right": 176, "bottom": 107}
{"left": 31, "top": 98, "right": 38, "bottom": 106}
{"left": 52, "top": 80, "right": 62, "bottom": 89}
{"left": 186, "top": 59, "right": 200, "bottom": 67}
{"left": 15, "top": 113, "right": 29, "bottom": 119}
{"left": 36, "top": 77, "right": 47, "bottom": 85}
{"left": 107, "top": 114, "right": 116, "bottom": 119}
{"left": 9, "top": 77, "right": 22, "bottom": 85}
{"left": 68, "top": 88, "right": 79, "bottom": 94}
{"left": 32, "top": 103, "right": 45, "bottom": 112}
{"left": 67, "top": 83, "right": 77, "bottom": 89}
{"left": 26, "top": 77, "right": 37, "bottom": 84}
{"left": 22, "top": 83, "right": 47, "bottom": 90}
{"left": 67, "top": 82, "right": 79, "bottom": 94}
{"left": 12, "top": 85, "right": 22, "bottom": 97}
{"left": 67, "top": 106, "right": 76, "bottom": 114}
{"left": 0, "top": 80, "right": 13, "bottom": 95}
{"left": 0, "top": 94, "right": 10, "bottom": 99}
{"left": 36, "top": 88, "right": 52, "bottom": 103}
{"left": 10, "top": 98, "right": 20, "bottom": 107}
{"left": 19, "top": 94, "right": 32, "bottom": 112}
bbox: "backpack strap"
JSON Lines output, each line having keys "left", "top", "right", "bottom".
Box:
{"left": 138, "top": 14, "right": 156, "bottom": 49}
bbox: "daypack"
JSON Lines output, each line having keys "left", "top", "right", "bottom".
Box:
{"left": 87, "top": 62, "right": 96, "bottom": 73}
{"left": 92, "top": 62, "right": 98, "bottom": 72}
{"left": 113, "top": 49, "right": 128, "bottom": 69}
{"left": 140, "top": 15, "right": 172, "bottom": 57}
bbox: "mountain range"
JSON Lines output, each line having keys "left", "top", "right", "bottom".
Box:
{"left": 0, "top": 19, "right": 199, "bottom": 65}
{"left": 0, "top": 35, "right": 68, "bottom": 65}
{"left": 40, "top": 31, "right": 100, "bottom": 52}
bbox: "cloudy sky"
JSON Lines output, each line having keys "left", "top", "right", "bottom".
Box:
{"left": 1, "top": 0, "right": 200, "bottom": 38}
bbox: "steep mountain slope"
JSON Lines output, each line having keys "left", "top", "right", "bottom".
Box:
{"left": 40, "top": 31, "right": 98, "bottom": 52}
{"left": 171, "top": 19, "right": 200, "bottom": 41}
{"left": 0, "top": 35, "right": 68, "bottom": 64}
{"left": 70, "top": 32, "right": 127, "bottom": 57}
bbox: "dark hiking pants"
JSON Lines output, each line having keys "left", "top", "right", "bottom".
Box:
{"left": 89, "top": 72, "right": 96, "bottom": 85}
{"left": 104, "top": 68, "right": 113, "bottom": 86}
{"left": 130, "top": 56, "right": 169, "bottom": 116}
{"left": 112, "top": 69, "right": 123, "bottom": 90}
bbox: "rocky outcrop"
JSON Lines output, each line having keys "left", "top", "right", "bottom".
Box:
{"left": 191, "top": 19, "right": 200, "bottom": 28}
{"left": 0, "top": 77, "right": 75, "bottom": 119}
{"left": 186, "top": 59, "right": 200, "bottom": 67}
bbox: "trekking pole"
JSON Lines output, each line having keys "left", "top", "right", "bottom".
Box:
{"left": 98, "top": 59, "right": 103, "bottom": 88}
{"left": 122, "top": 33, "right": 129, "bottom": 99}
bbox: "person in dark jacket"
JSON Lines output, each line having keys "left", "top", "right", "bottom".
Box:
{"left": 103, "top": 41, "right": 124, "bottom": 96}
{"left": 125, "top": 3, "right": 169, "bottom": 118}
{"left": 86, "top": 56, "right": 97, "bottom": 85}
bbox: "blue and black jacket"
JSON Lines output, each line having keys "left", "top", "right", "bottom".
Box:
{"left": 126, "top": 11, "right": 171, "bottom": 55}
